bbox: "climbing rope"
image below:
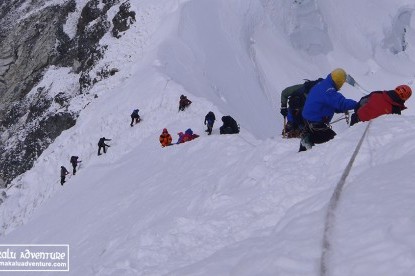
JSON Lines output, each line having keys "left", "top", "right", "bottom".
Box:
{"left": 331, "top": 111, "right": 350, "bottom": 125}
{"left": 347, "top": 75, "right": 371, "bottom": 95}
{"left": 320, "top": 121, "right": 371, "bottom": 276}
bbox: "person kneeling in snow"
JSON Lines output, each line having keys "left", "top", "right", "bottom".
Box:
{"left": 160, "top": 128, "right": 173, "bottom": 147}
{"left": 350, "top": 85, "right": 412, "bottom": 126}
{"left": 70, "top": 156, "right": 81, "bottom": 175}
{"left": 220, "top": 116, "right": 239, "bottom": 134}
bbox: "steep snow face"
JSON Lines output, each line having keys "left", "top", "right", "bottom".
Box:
{"left": 1, "top": 0, "right": 415, "bottom": 275}
{"left": 383, "top": 8, "right": 413, "bottom": 54}
{"left": 316, "top": 0, "right": 415, "bottom": 77}
{"left": 158, "top": 0, "right": 277, "bottom": 138}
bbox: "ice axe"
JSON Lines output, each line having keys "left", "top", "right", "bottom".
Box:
{"left": 347, "top": 75, "right": 370, "bottom": 95}
{"left": 283, "top": 116, "right": 287, "bottom": 138}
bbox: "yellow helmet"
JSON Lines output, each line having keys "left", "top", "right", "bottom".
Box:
{"left": 331, "top": 68, "right": 347, "bottom": 90}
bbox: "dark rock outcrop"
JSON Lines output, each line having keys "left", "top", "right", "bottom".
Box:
{"left": 0, "top": 0, "right": 136, "bottom": 186}
{"left": 112, "top": 2, "right": 136, "bottom": 38}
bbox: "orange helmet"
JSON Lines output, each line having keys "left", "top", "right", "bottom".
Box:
{"left": 395, "top": 85, "right": 412, "bottom": 101}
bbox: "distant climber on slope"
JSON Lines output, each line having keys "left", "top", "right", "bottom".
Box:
{"left": 70, "top": 156, "right": 82, "bottom": 175}
{"left": 60, "top": 166, "right": 69, "bottom": 186}
{"left": 299, "top": 68, "right": 358, "bottom": 152}
{"left": 176, "top": 132, "right": 185, "bottom": 144}
{"left": 350, "top": 85, "right": 412, "bottom": 126}
{"left": 130, "top": 109, "right": 141, "bottom": 127}
{"left": 177, "top": 128, "right": 199, "bottom": 144}
{"left": 98, "top": 137, "right": 111, "bottom": 155}
{"left": 179, "top": 95, "right": 192, "bottom": 111}
{"left": 204, "top": 111, "right": 216, "bottom": 135}
{"left": 220, "top": 116, "right": 239, "bottom": 134}
{"left": 160, "top": 128, "right": 172, "bottom": 147}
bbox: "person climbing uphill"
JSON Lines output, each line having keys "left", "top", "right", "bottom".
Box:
{"left": 60, "top": 166, "right": 69, "bottom": 186}
{"left": 179, "top": 95, "right": 192, "bottom": 111}
{"left": 98, "top": 137, "right": 111, "bottom": 155}
{"left": 280, "top": 78, "right": 323, "bottom": 138}
{"left": 350, "top": 85, "right": 412, "bottom": 126}
{"left": 130, "top": 109, "right": 141, "bottom": 127}
{"left": 299, "top": 68, "right": 358, "bottom": 151}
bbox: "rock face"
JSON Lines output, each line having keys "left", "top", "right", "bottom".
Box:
{"left": 0, "top": 0, "right": 136, "bottom": 186}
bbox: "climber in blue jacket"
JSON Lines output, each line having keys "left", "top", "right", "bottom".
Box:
{"left": 299, "top": 68, "right": 358, "bottom": 152}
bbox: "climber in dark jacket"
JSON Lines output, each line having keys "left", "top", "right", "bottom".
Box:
{"left": 130, "top": 109, "right": 141, "bottom": 127}
{"left": 60, "top": 166, "right": 69, "bottom": 186}
{"left": 70, "top": 156, "right": 81, "bottom": 175}
{"left": 98, "top": 137, "right": 111, "bottom": 155}
{"left": 204, "top": 111, "right": 216, "bottom": 135}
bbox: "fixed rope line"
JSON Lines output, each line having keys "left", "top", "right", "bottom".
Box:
{"left": 347, "top": 75, "right": 370, "bottom": 95}
{"left": 354, "top": 81, "right": 370, "bottom": 95}
{"left": 320, "top": 121, "right": 371, "bottom": 276}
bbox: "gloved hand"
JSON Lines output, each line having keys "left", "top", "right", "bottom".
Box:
{"left": 354, "top": 97, "right": 366, "bottom": 113}
{"left": 280, "top": 107, "right": 288, "bottom": 117}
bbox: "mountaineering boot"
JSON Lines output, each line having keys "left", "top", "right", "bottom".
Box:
{"left": 299, "top": 133, "right": 313, "bottom": 152}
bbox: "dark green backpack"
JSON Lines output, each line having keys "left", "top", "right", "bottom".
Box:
{"left": 288, "top": 78, "right": 323, "bottom": 111}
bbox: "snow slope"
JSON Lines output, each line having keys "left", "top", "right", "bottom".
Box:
{"left": 1, "top": 0, "right": 415, "bottom": 275}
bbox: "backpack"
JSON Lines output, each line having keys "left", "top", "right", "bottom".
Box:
{"left": 222, "top": 116, "right": 239, "bottom": 133}
{"left": 288, "top": 78, "right": 323, "bottom": 111}
{"left": 70, "top": 156, "right": 78, "bottom": 163}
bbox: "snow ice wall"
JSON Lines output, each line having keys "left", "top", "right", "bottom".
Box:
{"left": 157, "top": 0, "right": 415, "bottom": 139}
